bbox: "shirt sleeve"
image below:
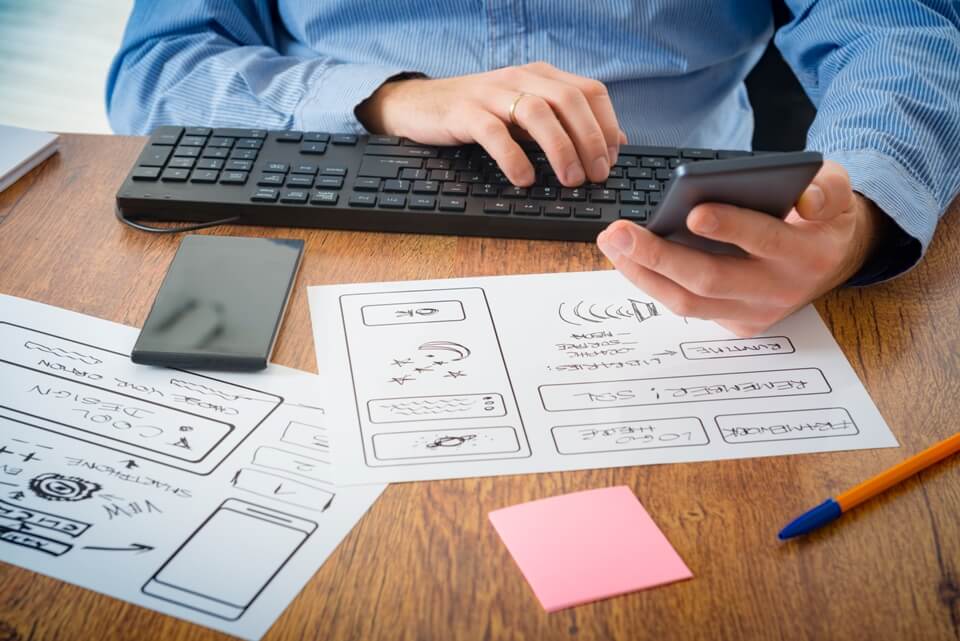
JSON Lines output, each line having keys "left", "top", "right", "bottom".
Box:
{"left": 775, "top": 0, "right": 960, "bottom": 283}
{"left": 105, "top": 0, "right": 414, "bottom": 135}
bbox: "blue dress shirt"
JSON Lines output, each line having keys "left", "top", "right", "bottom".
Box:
{"left": 107, "top": 1, "right": 960, "bottom": 282}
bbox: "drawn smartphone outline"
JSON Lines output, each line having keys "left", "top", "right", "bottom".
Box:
{"left": 646, "top": 151, "right": 822, "bottom": 254}
{"left": 141, "top": 498, "right": 316, "bottom": 621}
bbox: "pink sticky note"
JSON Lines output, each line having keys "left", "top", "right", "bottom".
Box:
{"left": 488, "top": 485, "right": 692, "bottom": 612}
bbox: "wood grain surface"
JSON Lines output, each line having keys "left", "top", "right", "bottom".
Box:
{"left": 0, "top": 134, "right": 957, "bottom": 641}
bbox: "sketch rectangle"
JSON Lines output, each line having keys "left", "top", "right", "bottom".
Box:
{"left": 252, "top": 447, "right": 329, "bottom": 480}
{"left": 551, "top": 417, "right": 709, "bottom": 455}
{"left": 367, "top": 393, "right": 506, "bottom": 423}
{"left": 361, "top": 300, "right": 465, "bottom": 326}
{"left": 539, "top": 368, "right": 831, "bottom": 412}
{"left": 0, "top": 524, "right": 72, "bottom": 556}
{"left": 142, "top": 499, "right": 316, "bottom": 621}
{"left": 230, "top": 468, "right": 334, "bottom": 512}
{"left": 680, "top": 336, "right": 795, "bottom": 360}
{"left": 715, "top": 407, "right": 859, "bottom": 444}
{"left": 371, "top": 426, "right": 521, "bottom": 461}
{"left": 280, "top": 421, "right": 328, "bottom": 453}
{"left": 0, "top": 499, "right": 91, "bottom": 537}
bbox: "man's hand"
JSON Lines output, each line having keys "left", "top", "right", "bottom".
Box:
{"left": 356, "top": 62, "right": 625, "bottom": 187}
{"left": 596, "top": 160, "right": 885, "bottom": 337}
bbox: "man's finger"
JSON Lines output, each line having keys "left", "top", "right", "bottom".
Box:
{"left": 465, "top": 110, "right": 535, "bottom": 186}
{"left": 796, "top": 159, "right": 855, "bottom": 221}
{"left": 503, "top": 92, "right": 585, "bottom": 186}
{"left": 686, "top": 203, "right": 811, "bottom": 261}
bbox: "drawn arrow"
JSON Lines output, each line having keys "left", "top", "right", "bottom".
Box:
{"left": 653, "top": 349, "right": 678, "bottom": 357}
{"left": 83, "top": 543, "right": 154, "bottom": 553}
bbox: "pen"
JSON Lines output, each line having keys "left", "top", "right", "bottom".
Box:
{"left": 779, "top": 432, "right": 960, "bottom": 540}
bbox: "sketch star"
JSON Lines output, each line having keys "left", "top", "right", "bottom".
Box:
{"left": 389, "top": 375, "right": 415, "bottom": 385}
{"left": 390, "top": 358, "right": 413, "bottom": 367}
{"left": 444, "top": 370, "right": 467, "bottom": 379}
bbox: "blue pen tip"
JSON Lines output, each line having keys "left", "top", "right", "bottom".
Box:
{"left": 778, "top": 499, "right": 842, "bottom": 540}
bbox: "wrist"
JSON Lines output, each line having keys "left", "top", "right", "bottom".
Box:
{"left": 844, "top": 193, "right": 887, "bottom": 280}
{"left": 356, "top": 75, "right": 428, "bottom": 135}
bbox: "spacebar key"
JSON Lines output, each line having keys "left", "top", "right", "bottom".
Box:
{"left": 364, "top": 145, "right": 438, "bottom": 158}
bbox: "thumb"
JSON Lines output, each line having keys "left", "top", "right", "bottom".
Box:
{"left": 795, "top": 159, "right": 855, "bottom": 222}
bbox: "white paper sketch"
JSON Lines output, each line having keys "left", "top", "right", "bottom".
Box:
{"left": 308, "top": 270, "right": 898, "bottom": 485}
{"left": 0, "top": 294, "right": 384, "bottom": 641}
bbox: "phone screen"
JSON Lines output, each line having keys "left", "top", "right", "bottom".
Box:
{"left": 132, "top": 235, "right": 303, "bottom": 370}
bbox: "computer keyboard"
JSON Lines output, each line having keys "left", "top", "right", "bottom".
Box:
{"left": 116, "top": 126, "right": 755, "bottom": 241}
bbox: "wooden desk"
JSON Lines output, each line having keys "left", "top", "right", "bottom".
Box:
{"left": 1, "top": 134, "right": 957, "bottom": 641}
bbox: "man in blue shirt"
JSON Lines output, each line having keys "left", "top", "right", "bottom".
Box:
{"left": 107, "top": 1, "right": 960, "bottom": 337}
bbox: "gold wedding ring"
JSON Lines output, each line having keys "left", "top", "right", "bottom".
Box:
{"left": 508, "top": 92, "right": 530, "bottom": 126}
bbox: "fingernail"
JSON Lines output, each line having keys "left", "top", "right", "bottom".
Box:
{"left": 608, "top": 146, "right": 618, "bottom": 165}
{"left": 592, "top": 156, "right": 609, "bottom": 180}
{"left": 518, "top": 166, "right": 535, "bottom": 185}
{"left": 604, "top": 227, "right": 633, "bottom": 254}
{"left": 694, "top": 210, "right": 718, "bottom": 233}
{"left": 806, "top": 184, "right": 825, "bottom": 214}
{"left": 565, "top": 161, "right": 585, "bottom": 185}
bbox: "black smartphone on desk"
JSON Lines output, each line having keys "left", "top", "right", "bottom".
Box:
{"left": 645, "top": 151, "right": 822, "bottom": 253}
{"left": 132, "top": 235, "right": 303, "bottom": 371}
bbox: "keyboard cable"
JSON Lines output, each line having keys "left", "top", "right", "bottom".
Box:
{"left": 114, "top": 207, "right": 240, "bottom": 234}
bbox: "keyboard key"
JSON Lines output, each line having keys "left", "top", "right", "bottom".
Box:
{"left": 368, "top": 135, "right": 400, "bottom": 145}
{"left": 301, "top": 142, "right": 327, "bottom": 155}
{"left": 531, "top": 186, "right": 557, "bottom": 200}
{"left": 227, "top": 149, "right": 257, "bottom": 161}
{"left": 286, "top": 175, "right": 314, "bottom": 188}
{"left": 515, "top": 201, "right": 542, "bottom": 216}
{"left": 349, "top": 193, "right": 377, "bottom": 207}
{"left": 383, "top": 179, "right": 410, "bottom": 192}
{"left": 590, "top": 189, "right": 617, "bottom": 203}
{"left": 641, "top": 156, "right": 667, "bottom": 168}
{"left": 196, "top": 158, "right": 224, "bottom": 170}
{"left": 185, "top": 127, "right": 212, "bottom": 136}
{"left": 575, "top": 205, "right": 603, "bottom": 218}
{"left": 310, "top": 190, "right": 339, "bottom": 205}
{"left": 219, "top": 171, "right": 249, "bottom": 185}
{"left": 409, "top": 196, "right": 436, "bottom": 210}
{"left": 275, "top": 131, "right": 303, "bottom": 143}
{"left": 544, "top": 204, "right": 572, "bottom": 217}
{"left": 358, "top": 156, "right": 422, "bottom": 178}
{"left": 441, "top": 182, "right": 469, "bottom": 196}
{"left": 429, "top": 169, "right": 456, "bottom": 182}
{"left": 560, "top": 188, "right": 586, "bottom": 201}
{"left": 236, "top": 138, "right": 263, "bottom": 149}
{"left": 180, "top": 135, "right": 207, "bottom": 147}
{"left": 605, "top": 178, "right": 631, "bottom": 190}
{"left": 304, "top": 132, "right": 331, "bottom": 142}
{"left": 263, "top": 162, "right": 289, "bottom": 173}
{"left": 627, "top": 167, "right": 653, "bottom": 179}
{"left": 401, "top": 168, "right": 428, "bottom": 180}
{"left": 614, "top": 155, "right": 638, "bottom": 167}
{"left": 718, "top": 150, "right": 752, "bottom": 159}
{"left": 206, "top": 137, "right": 235, "bottom": 148}
{"left": 131, "top": 166, "right": 161, "bottom": 181}
{"left": 316, "top": 175, "right": 344, "bottom": 189}
{"left": 655, "top": 168, "right": 673, "bottom": 181}
{"left": 365, "top": 145, "right": 437, "bottom": 158}
{"left": 458, "top": 171, "right": 483, "bottom": 183}
{"left": 173, "top": 146, "right": 201, "bottom": 157}
{"left": 379, "top": 194, "right": 406, "bottom": 209}
{"left": 167, "top": 157, "right": 196, "bottom": 169}
{"left": 483, "top": 200, "right": 511, "bottom": 214}
{"left": 149, "top": 126, "right": 183, "bottom": 145}
{"left": 413, "top": 180, "right": 439, "bottom": 194}
{"left": 280, "top": 189, "right": 309, "bottom": 204}
{"left": 609, "top": 167, "right": 624, "bottom": 178}
{"left": 620, "top": 191, "right": 646, "bottom": 204}
{"left": 472, "top": 183, "right": 499, "bottom": 197}
{"left": 257, "top": 173, "right": 284, "bottom": 186}
{"left": 161, "top": 168, "right": 189, "bottom": 182}
{"left": 634, "top": 180, "right": 660, "bottom": 191}
{"left": 669, "top": 158, "right": 683, "bottom": 168}
{"left": 501, "top": 186, "right": 528, "bottom": 199}
{"left": 620, "top": 206, "right": 652, "bottom": 222}
{"left": 354, "top": 177, "right": 381, "bottom": 191}
{"left": 202, "top": 147, "right": 230, "bottom": 159}
{"left": 331, "top": 133, "right": 358, "bottom": 145}
{"left": 648, "top": 192, "right": 662, "bottom": 205}
{"left": 226, "top": 159, "right": 253, "bottom": 172}
{"left": 190, "top": 169, "right": 220, "bottom": 183}
{"left": 212, "top": 128, "right": 266, "bottom": 138}
{"left": 137, "top": 145, "right": 172, "bottom": 167}
{"left": 291, "top": 163, "right": 319, "bottom": 175}
{"left": 425, "top": 158, "right": 451, "bottom": 170}
{"left": 251, "top": 188, "right": 279, "bottom": 202}
{"left": 438, "top": 197, "right": 466, "bottom": 212}
{"left": 682, "top": 148, "right": 717, "bottom": 160}
{"left": 322, "top": 166, "right": 348, "bottom": 176}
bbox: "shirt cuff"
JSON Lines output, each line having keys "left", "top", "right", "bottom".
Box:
{"left": 295, "top": 63, "right": 418, "bottom": 134}
{"left": 823, "top": 148, "right": 938, "bottom": 285}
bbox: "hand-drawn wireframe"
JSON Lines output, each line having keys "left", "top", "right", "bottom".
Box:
{"left": 0, "top": 322, "right": 283, "bottom": 475}
{"left": 27, "top": 473, "right": 100, "bottom": 501}
{"left": 338, "top": 287, "right": 530, "bottom": 467}
{"left": 715, "top": 407, "right": 859, "bottom": 444}
{"left": 361, "top": 300, "right": 466, "bottom": 326}
{"left": 0, "top": 498, "right": 92, "bottom": 556}
{"left": 367, "top": 393, "right": 506, "bottom": 423}
{"left": 0, "top": 523, "right": 73, "bottom": 556}
{"left": 230, "top": 468, "right": 334, "bottom": 512}
{"left": 372, "top": 426, "right": 522, "bottom": 461}
{"left": 251, "top": 447, "right": 328, "bottom": 481}
{"left": 680, "top": 336, "right": 795, "bottom": 360}
{"left": 558, "top": 299, "right": 659, "bottom": 326}
{"left": 539, "top": 368, "right": 831, "bottom": 412}
{"left": 551, "top": 417, "right": 709, "bottom": 455}
{"left": 142, "top": 499, "right": 316, "bottom": 621}
{"left": 279, "top": 421, "right": 328, "bottom": 453}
